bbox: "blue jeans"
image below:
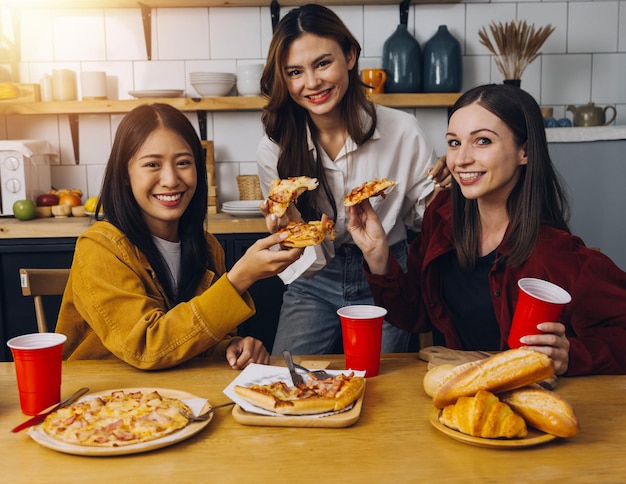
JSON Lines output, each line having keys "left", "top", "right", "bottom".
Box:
{"left": 271, "top": 241, "right": 411, "bottom": 356}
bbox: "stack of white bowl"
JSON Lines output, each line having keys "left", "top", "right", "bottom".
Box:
{"left": 236, "top": 62, "right": 265, "bottom": 96}
{"left": 190, "top": 72, "right": 236, "bottom": 97}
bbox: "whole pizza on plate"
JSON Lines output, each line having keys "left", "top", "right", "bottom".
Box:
{"left": 41, "top": 389, "right": 192, "bottom": 447}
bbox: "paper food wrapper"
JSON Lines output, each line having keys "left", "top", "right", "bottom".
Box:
{"left": 223, "top": 363, "right": 365, "bottom": 418}
{"left": 277, "top": 241, "right": 334, "bottom": 285}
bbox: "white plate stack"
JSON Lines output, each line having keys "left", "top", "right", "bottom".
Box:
{"left": 221, "top": 200, "right": 263, "bottom": 217}
{"left": 190, "top": 72, "right": 236, "bottom": 97}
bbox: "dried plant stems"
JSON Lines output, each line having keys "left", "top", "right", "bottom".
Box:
{"left": 478, "top": 20, "right": 555, "bottom": 80}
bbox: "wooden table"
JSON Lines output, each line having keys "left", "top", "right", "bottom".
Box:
{"left": 2, "top": 354, "right": 624, "bottom": 483}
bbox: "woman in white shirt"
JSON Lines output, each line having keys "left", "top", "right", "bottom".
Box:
{"left": 257, "top": 4, "right": 444, "bottom": 355}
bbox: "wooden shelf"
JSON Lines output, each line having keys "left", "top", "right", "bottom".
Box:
{"left": 0, "top": 93, "right": 460, "bottom": 116}
{"left": 4, "top": 0, "right": 459, "bottom": 8}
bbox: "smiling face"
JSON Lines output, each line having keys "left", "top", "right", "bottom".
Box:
{"left": 128, "top": 127, "right": 197, "bottom": 241}
{"left": 283, "top": 32, "right": 356, "bottom": 121}
{"left": 446, "top": 103, "right": 528, "bottom": 207}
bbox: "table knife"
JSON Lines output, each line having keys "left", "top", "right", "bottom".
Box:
{"left": 283, "top": 350, "right": 304, "bottom": 387}
{"left": 11, "top": 387, "right": 90, "bottom": 433}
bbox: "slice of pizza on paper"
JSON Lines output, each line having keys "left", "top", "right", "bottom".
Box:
{"left": 224, "top": 363, "right": 366, "bottom": 417}
{"left": 267, "top": 176, "right": 319, "bottom": 217}
{"left": 278, "top": 214, "right": 335, "bottom": 248}
{"left": 343, "top": 178, "right": 396, "bottom": 207}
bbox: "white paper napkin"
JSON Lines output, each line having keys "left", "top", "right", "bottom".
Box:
{"left": 223, "top": 363, "right": 365, "bottom": 418}
{"left": 181, "top": 398, "right": 208, "bottom": 416}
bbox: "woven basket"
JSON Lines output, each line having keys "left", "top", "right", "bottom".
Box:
{"left": 237, "top": 175, "right": 263, "bottom": 200}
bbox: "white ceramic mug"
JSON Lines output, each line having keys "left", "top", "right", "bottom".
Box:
{"left": 81, "top": 71, "right": 107, "bottom": 100}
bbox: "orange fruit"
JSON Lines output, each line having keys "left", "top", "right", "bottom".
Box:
{"left": 58, "top": 193, "right": 82, "bottom": 207}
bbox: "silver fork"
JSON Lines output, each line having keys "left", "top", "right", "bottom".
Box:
{"left": 292, "top": 362, "right": 335, "bottom": 380}
{"left": 180, "top": 401, "right": 235, "bottom": 421}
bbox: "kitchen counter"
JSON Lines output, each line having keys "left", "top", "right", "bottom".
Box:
{"left": 0, "top": 213, "right": 268, "bottom": 239}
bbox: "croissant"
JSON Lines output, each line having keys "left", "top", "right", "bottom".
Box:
{"left": 439, "top": 390, "right": 528, "bottom": 439}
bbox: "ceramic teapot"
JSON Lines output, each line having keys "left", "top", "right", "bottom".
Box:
{"left": 566, "top": 102, "right": 616, "bottom": 127}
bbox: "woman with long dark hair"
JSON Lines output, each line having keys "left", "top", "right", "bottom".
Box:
{"left": 58, "top": 104, "right": 302, "bottom": 370}
{"left": 257, "top": 4, "right": 444, "bottom": 355}
{"left": 348, "top": 84, "right": 626, "bottom": 375}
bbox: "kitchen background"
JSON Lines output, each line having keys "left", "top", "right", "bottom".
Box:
{"left": 0, "top": 1, "right": 625, "bottom": 269}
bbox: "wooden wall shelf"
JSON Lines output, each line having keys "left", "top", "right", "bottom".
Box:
{"left": 3, "top": 1, "right": 459, "bottom": 8}
{"left": 0, "top": 93, "right": 460, "bottom": 116}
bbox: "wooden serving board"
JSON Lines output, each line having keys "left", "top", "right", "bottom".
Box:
{"left": 231, "top": 389, "right": 365, "bottom": 428}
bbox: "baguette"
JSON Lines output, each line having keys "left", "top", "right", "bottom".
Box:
{"left": 433, "top": 349, "right": 554, "bottom": 408}
{"left": 499, "top": 386, "right": 579, "bottom": 438}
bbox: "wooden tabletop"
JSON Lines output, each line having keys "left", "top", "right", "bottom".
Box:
{"left": 2, "top": 354, "right": 624, "bottom": 483}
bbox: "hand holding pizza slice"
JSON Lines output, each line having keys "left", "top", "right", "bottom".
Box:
{"left": 343, "top": 178, "right": 396, "bottom": 207}
{"left": 278, "top": 214, "right": 335, "bottom": 248}
{"left": 267, "top": 176, "right": 319, "bottom": 217}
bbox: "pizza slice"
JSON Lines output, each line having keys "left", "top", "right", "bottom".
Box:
{"left": 343, "top": 178, "right": 396, "bottom": 207}
{"left": 267, "top": 176, "right": 319, "bottom": 217}
{"left": 278, "top": 214, "right": 335, "bottom": 248}
{"left": 233, "top": 372, "right": 365, "bottom": 415}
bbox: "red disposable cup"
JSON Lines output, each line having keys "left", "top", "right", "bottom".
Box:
{"left": 7, "top": 333, "right": 67, "bottom": 415}
{"left": 508, "top": 278, "right": 571, "bottom": 349}
{"left": 338, "top": 305, "right": 387, "bottom": 377}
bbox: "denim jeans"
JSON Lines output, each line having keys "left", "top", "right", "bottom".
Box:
{"left": 271, "top": 240, "right": 411, "bottom": 356}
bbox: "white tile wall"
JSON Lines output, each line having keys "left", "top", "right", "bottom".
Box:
{"left": 4, "top": 2, "right": 626, "bottom": 202}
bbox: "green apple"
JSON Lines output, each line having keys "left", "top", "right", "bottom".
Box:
{"left": 12, "top": 199, "right": 37, "bottom": 221}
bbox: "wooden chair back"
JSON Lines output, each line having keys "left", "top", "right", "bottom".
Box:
{"left": 19, "top": 268, "right": 70, "bottom": 333}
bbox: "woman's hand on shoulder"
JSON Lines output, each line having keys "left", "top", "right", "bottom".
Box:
{"left": 227, "top": 231, "right": 303, "bottom": 293}
{"left": 518, "top": 322, "right": 570, "bottom": 375}
{"left": 346, "top": 200, "right": 389, "bottom": 275}
{"left": 226, "top": 336, "right": 270, "bottom": 369}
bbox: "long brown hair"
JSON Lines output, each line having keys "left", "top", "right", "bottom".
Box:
{"left": 98, "top": 103, "right": 214, "bottom": 305}
{"left": 260, "top": 3, "right": 376, "bottom": 221}
{"left": 448, "top": 84, "right": 570, "bottom": 270}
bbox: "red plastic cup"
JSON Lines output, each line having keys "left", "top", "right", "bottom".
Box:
{"left": 508, "top": 278, "right": 571, "bottom": 349}
{"left": 7, "top": 333, "right": 67, "bottom": 415}
{"left": 338, "top": 305, "right": 387, "bottom": 377}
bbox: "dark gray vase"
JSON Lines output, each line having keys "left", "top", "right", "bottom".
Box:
{"left": 423, "top": 25, "right": 462, "bottom": 93}
{"left": 382, "top": 24, "right": 422, "bottom": 93}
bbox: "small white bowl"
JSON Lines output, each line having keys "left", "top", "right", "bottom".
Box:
{"left": 191, "top": 81, "right": 235, "bottom": 97}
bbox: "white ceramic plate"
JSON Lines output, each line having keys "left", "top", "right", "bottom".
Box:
{"left": 129, "top": 90, "right": 184, "bottom": 98}
{"left": 221, "top": 208, "right": 263, "bottom": 218}
{"left": 222, "top": 200, "right": 264, "bottom": 210}
{"left": 28, "top": 388, "right": 212, "bottom": 456}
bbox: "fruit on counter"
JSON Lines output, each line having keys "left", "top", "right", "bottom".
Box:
{"left": 49, "top": 188, "right": 83, "bottom": 199}
{"left": 0, "top": 82, "right": 19, "bottom": 100}
{"left": 84, "top": 196, "right": 99, "bottom": 213}
{"left": 58, "top": 193, "right": 82, "bottom": 207}
{"left": 12, "top": 199, "right": 37, "bottom": 221}
{"left": 36, "top": 193, "right": 59, "bottom": 206}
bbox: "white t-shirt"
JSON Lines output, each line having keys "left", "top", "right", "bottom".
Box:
{"left": 257, "top": 104, "right": 437, "bottom": 280}
{"left": 152, "top": 236, "right": 181, "bottom": 292}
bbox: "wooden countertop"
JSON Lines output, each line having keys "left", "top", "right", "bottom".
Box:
{"left": 0, "top": 213, "right": 268, "bottom": 239}
{"left": 2, "top": 354, "right": 625, "bottom": 483}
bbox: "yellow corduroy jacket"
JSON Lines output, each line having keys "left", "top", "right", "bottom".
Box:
{"left": 56, "top": 221, "right": 255, "bottom": 370}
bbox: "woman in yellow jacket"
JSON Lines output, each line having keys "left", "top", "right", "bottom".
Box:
{"left": 57, "top": 104, "right": 302, "bottom": 370}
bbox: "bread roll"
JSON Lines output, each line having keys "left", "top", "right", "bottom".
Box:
{"left": 423, "top": 364, "right": 456, "bottom": 397}
{"left": 433, "top": 349, "right": 554, "bottom": 408}
{"left": 499, "top": 386, "right": 579, "bottom": 438}
{"left": 439, "top": 390, "right": 528, "bottom": 439}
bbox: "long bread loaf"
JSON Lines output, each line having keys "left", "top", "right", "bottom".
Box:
{"left": 433, "top": 349, "right": 554, "bottom": 408}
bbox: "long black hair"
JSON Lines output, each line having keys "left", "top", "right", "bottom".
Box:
{"left": 97, "top": 103, "right": 214, "bottom": 305}
{"left": 449, "top": 84, "right": 570, "bottom": 270}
